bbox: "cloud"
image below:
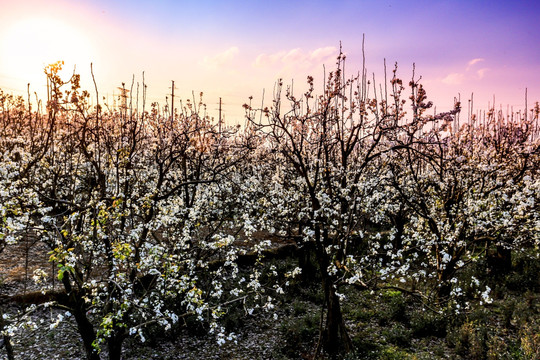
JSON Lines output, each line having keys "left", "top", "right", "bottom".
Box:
{"left": 441, "top": 59, "right": 489, "bottom": 86}
{"left": 442, "top": 73, "right": 465, "bottom": 85}
{"left": 310, "top": 46, "right": 337, "bottom": 61}
{"left": 253, "top": 46, "right": 338, "bottom": 69}
{"left": 254, "top": 51, "right": 286, "bottom": 67}
{"left": 282, "top": 48, "right": 304, "bottom": 63}
{"left": 468, "top": 58, "right": 485, "bottom": 67}
{"left": 466, "top": 58, "right": 485, "bottom": 71}
{"left": 203, "top": 47, "right": 239, "bottom": 68}
{"left": 476, "top": 68, "right": 489, "bottom": 79}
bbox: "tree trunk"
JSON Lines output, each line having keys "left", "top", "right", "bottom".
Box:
{"left": 0, "top": 309, "right": 14, "bottom": 360}
{"left": 487, "top": 246, "right": 512, "bottom": 276}
{"left": 436, "top": 281, "right": 452, "bottom": 300}
{"left": 107, "top": 328, "right": 125, "bottom": 360}
{"left": 437, "top": 257, "right": 457, "bottom": 300}
{"left": 61, "top": 276, "right": 100, "bottom": 360}
{"left": 298, "top": 242, "right": 317, "bottom": 283}
{"left": 2, "top": 334, "right": 14, "bottom": 360}
{"left": 73, "top": 307, "right": 100, "bottom": 360}
{"left": 390, "top": 211, "right": 406, "bottom": 250}
{"left": 312, "top": 225, "right": 353, "bottom": 357}
{"left": 322, "top": 276, "right": 353, "bottom": 356}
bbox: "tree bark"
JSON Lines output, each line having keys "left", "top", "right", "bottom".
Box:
{"left": 487, "top": 246, "right": 512, "bottom": 276}
{"left": 322, "top": 275, "right": 353, "bottom": 357}
{"left": 73, "top": 309, "right": 100, "bottom": 360}
{"left": 0, "top": 308, "right": 14, "bottom": 360}
{"left": 73, "top": 306, "right": 100, "bottom": 360}
{"left": 2, "top": 334, "right": 14, "bottom": 360}
{"left": 107, "top": 328, "right": 125, "bottom": 360}
{"left": 298, "top": 242, "right": 317, "bottom": 283}
{"left": 61, "top": 276, "right": 100, "bottom": 360}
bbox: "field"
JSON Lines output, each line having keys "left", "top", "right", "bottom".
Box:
{"left": 1, "top": 58, "right": 539, "bottom": 359}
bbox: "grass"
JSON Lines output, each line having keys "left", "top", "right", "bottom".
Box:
{"left": 269, "top": 248, "right": 540, "bottom": 359}
{"left": 1, "top": 246, "right": 538, "bottom": 359}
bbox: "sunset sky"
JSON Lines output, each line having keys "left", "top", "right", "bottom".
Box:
{"left": 1, "top": 0, "right": 539, "bottom": 122}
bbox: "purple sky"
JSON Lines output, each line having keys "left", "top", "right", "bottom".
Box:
{"left": 1, "top": 0, "right": 539, "bottom": 122}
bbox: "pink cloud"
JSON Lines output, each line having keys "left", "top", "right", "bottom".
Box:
{"left": 203, "top": 46, "right": 239, "bottom": 68}
{"left": 466, "top": 58, "right": 485, "bottom": 71}
{"left": 310, "top": 46, "right": 337, "bottom": 61}
{"left": 468, "top": 58, "right": 485, "bottom": 66}
{"left": 254, "top": 51, "right": 286, "bottom": 67}
{"left": 476, "top": 68, "right": 489, "bottom": 79}
{"left": 442, "top": 73, "right": 465, "bottom": 85}
{"left": 253, "top": 46, "right": 338, "bottom": 69}
{"left": 282, "top": 48, "right": 303, "bottom": 63}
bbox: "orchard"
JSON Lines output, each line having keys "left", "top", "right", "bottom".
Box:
{"left": 1, "top": 54, "right": 539, "bottom": 359}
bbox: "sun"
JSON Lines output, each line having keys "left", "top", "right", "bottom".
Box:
{"left": 0, "top": 16, "right": 96, "bottom": 95}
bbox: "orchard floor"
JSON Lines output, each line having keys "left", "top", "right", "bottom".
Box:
{"left": 1, "top": 255, "right": 539, "bottom": 359}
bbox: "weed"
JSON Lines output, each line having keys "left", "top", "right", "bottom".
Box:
{"left": 381, "top": 289, "right": 408, "bottom": 323}
{"left": 382, "top": 323, "right": 412, "bottom": 347}
{"left": 410, "top": 311, "right": 447, "bottom": 338}
{"left": 292, "top": 300, "right": 308, "bottom": 316}
{"left": 279, "top": 310, "right": 319, "bottom": 357}
{"left": 520, "top": 323, "right": 540, "bottom": 359}
{"left": 378, "top": 345, "right": 413, "bottom": 360}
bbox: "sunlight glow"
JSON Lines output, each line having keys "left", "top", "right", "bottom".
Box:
{"left": 0, "top": 17, "right": 96, "bottom": 91}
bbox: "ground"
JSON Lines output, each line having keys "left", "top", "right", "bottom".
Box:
{"left": 1, "top": 242, "right": 539, "bottom": 359}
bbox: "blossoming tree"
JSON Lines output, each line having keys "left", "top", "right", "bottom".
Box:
{"left": 245, "top": 50, "right": 461, "bottom": 355}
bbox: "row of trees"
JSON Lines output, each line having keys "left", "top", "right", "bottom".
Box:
{"left": 1, "top": 62, "right": 280, "bottom": 359}
{"left": 244, "top": 53, "right": 539, "bottom": 355}
{"left": 1, "top": 56, "right": 539, "bottom": 359}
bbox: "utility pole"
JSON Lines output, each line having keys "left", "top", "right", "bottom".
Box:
{"left": 525, "top": 87, "right": 528, "bottom": 123}
{"left": 218, "top": 97, "right": 222, "bottom": 135}
{"left": 170, "top": 80, "right": 176, "bottom": 122}
{"left": 117, "top": 83, "right": 130, "bottom": 118}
